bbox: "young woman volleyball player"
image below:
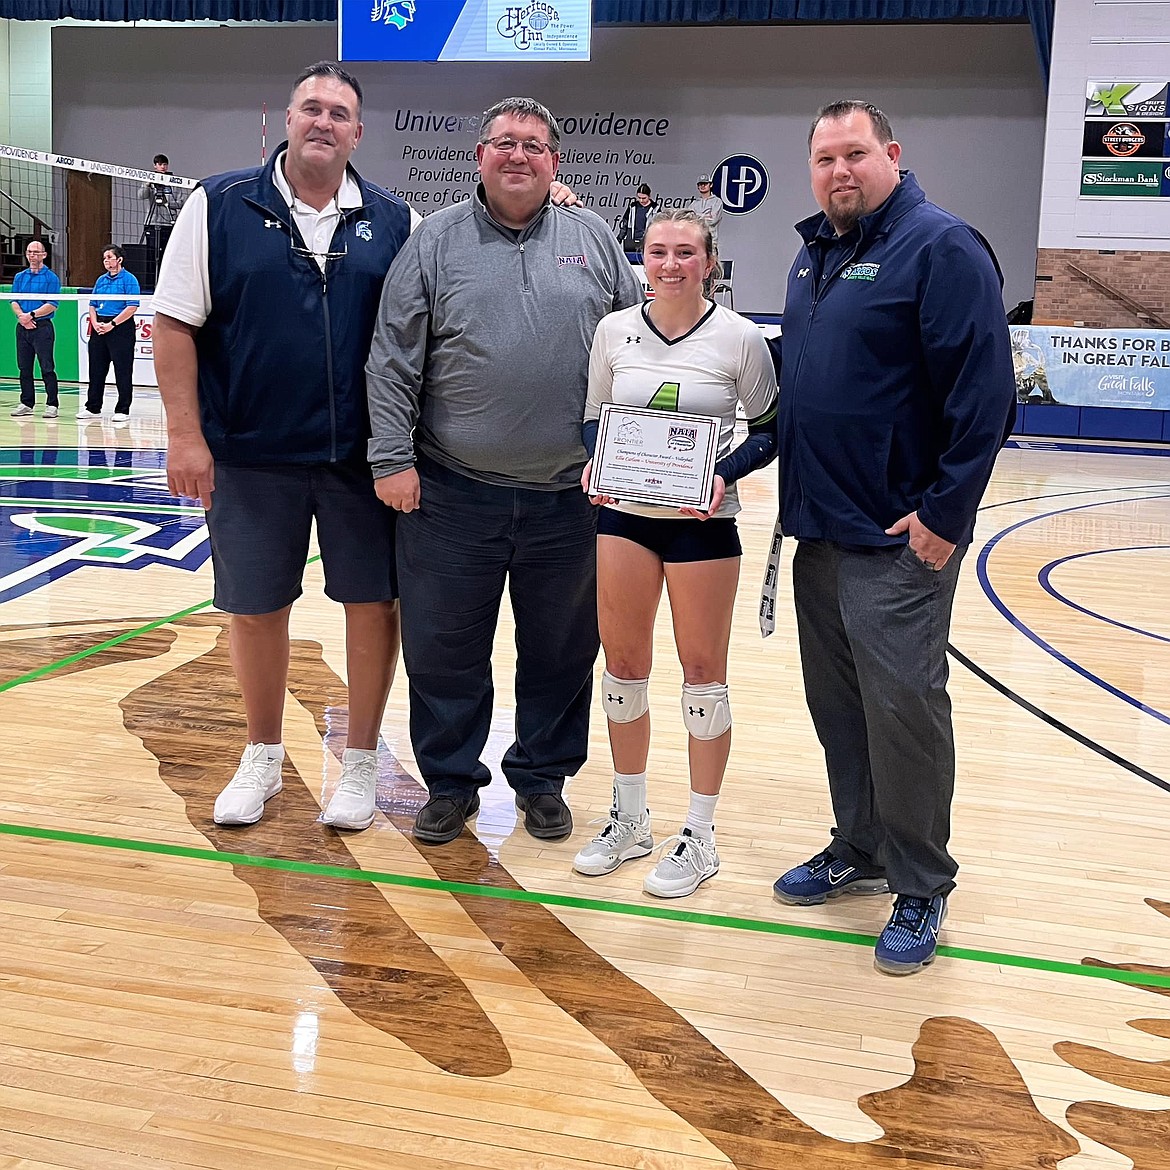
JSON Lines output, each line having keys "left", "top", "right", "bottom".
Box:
{"left": 578, "top": 209, "right": 778, "bottom": 897}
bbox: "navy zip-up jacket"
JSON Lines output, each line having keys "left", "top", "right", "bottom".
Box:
{"left": 778, "top": 172, "right": 1015, "bottom": 547}
{"left": 196, "top": 146, "right": 411, "bottom": 467}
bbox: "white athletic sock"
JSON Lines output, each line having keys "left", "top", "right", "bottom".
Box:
{"left": 684, "top": 791, "right": 719, "bottom": 842}
{"left": 252, "top": 742, "right": 285, "bottom": 762}
{"left": 613, "top": 771, "right": 647, "bottom": 819}
{"left": 343, "top": 746, "right": 376, "bottom": 765}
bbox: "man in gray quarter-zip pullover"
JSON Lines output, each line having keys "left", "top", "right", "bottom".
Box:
{"left": 367, "top": 96, "right": 642, "bottom": 848}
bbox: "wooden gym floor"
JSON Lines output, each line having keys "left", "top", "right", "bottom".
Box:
{"left": 1, "top": 386, "right": 1168, "bottom": 1170}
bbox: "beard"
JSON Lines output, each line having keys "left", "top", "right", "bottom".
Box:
{"left": 826, "top": 190, "right": 867, "bottom": 234}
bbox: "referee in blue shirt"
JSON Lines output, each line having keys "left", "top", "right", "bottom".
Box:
{"left": 9, "top": 240, "right": 61, "bottom": 418}
{"left": 80, "top": 244, "right": 140, "bottom": 421}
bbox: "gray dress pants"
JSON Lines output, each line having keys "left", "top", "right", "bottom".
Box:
{"left": 792, "top": 538, "right": 966, "bottom": 898}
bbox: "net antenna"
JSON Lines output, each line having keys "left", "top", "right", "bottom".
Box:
{"left": 261, "top": 103, "right": 268, "bottom": 165}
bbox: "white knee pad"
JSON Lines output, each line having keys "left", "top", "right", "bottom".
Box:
{"left": 681, "top": 682, "right": 731, "bottom": 740}
{"left": 601, "top": 670, "right": 649, "bottom": 723}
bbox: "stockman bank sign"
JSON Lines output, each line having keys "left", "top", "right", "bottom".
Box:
{"left": 1080, "top": 160, "right": 1167, "bottom": 197}
{"left": 340, "top": 0, "right": 590, "bottom": 61}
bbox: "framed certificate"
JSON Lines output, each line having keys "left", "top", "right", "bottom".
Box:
{"left": 589, "top": 403, "right": 721, "bottom": 510}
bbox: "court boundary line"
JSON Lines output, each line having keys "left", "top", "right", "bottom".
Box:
{"left": 950, "top": 484, "right": 1170, "bottom": 793}
{"left": 1038, "top": 545, "right": 1170, "bottom": 645}
{"left": 0, "top": 819, "right": 1167, "bottom": 989}
{"left": 976, "top": 492, "right": 1170, "bottom": 725}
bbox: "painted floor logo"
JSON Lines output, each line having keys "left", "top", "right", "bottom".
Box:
{"left": 0, "top": 447, "right": 210, "bottom": 604}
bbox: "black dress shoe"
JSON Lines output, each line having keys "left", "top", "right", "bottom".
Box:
{"left": 413, "top": 792, "right": 481, "bottom": 845}
{"left": 514, "top": 792, "right": 573, "bottom": 840}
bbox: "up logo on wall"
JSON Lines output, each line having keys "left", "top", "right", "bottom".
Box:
{"left": 712, "top": 155, "right": 768, "bottom": 215}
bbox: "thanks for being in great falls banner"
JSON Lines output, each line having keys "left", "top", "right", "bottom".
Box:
{"left": 1012, "top": 326, "right": 1170, "bottom": 409}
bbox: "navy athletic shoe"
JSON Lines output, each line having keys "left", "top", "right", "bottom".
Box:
{"left": 874, "top": 893, "right": 948, "bottom": 976}
{"left": 772, "top": 848, "right": 889, "bottom": 906}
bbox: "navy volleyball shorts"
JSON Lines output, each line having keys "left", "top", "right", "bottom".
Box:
{"left": 206, "top": 460, "right": 397, "bottom": 614}
{"left": 597, "top": 507, "right": 742, "bottom": 563}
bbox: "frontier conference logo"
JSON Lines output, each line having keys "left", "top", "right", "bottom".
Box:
{"left": 712, "top": 154, "right": 769, "bottom": 215}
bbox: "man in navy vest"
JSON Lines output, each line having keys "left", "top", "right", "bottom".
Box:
{"left": 153, "top": 62, "right": 413, "bottom": 834}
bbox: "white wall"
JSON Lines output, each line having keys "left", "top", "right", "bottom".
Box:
{"left": 1, "top": 19, "right": 52, "bottom": 149}
{"left": 52, "top": 21, "right": 1046, "bottom": 312}
{"left": 1040, "top": 0, "right": 1170, "bottom": 248}
{"left": 1, "top": 19, "right": 53, "bottom": 229}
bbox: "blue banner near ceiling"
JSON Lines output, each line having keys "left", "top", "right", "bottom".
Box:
{"left": 0, "top": 0, "right": 1052, "bottom": 85}
{"left": 0, "top": 0, "right": 1033, "bottom": 21}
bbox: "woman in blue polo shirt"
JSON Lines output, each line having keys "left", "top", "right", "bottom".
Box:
{"left": 80, "top": 244, "right": 140, "bottom": 421}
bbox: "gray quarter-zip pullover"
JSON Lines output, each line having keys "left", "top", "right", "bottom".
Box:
{"left": 367, "top": 188, "right": 642, "bottom": 490}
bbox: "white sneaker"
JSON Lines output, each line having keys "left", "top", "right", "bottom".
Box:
{"left": 572, "top": 809, "right": 653, "bottom": 876}
{"left": 213, "top": 743, "right": 284, "bottom": 826}
{"left": 10, "top": 403, "right": 33, "bottom": 417}
{"left": 643, "top": 828, "right": 719, "bottom": 898}
{"left": 43, "top": 405, "right": 58, "bottom": 418}
{"left": 112, "top": 412, "right": 130, "bottom": 422}
{"left": 321, "top": 749, "right": 377, "bottom": 831}
{"left": 76, "top": 408, "right": 100, "bottom": 420}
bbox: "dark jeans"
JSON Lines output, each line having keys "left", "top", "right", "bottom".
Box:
{"left": 86, "top": 318, "right": 136, "bottom": 413}
{"left": 16, "top": 320, "right": 59, "bottom": 407}
{"left": 792, "top": 538, "right": 966, "bottom": 899}
{"left": 397, "top": 457, "right": 599, "bottom": 801}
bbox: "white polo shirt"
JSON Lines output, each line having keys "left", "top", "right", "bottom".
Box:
{"left": 154, "top": 152, "right": 421, "bottom": 328}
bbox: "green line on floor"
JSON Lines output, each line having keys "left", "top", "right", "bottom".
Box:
{"left": 0, "top": 819, "right": 1167, "bottom": 988}
{"left": 0, "top": 598, "right": 216, "bottom": 693}
{"left": 0, "top": 555, "right": 321, "bottom": 693}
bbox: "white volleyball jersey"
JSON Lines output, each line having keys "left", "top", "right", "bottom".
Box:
{"left": 586, "top": 300, "right": 777, "bottom": 519}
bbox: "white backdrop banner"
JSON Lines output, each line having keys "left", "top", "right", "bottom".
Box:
{"left": 76, "top": 296, "right": 159, "bottom": 390}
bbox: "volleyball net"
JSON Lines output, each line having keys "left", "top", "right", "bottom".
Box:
{"left": 1, "top": 144, "right": 198, "bottom": 291}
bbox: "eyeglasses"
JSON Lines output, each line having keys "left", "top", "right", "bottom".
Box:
{"left": 290, "top": 237, "right": 348, "bottom": 264}
{"left": 482, "top": 135, "right": 555, "bottom": 158}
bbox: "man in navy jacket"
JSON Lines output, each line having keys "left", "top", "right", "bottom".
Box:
{"left": 153, "top": 62, "right": 412, "bottom": 834}
{"left": 771, "top": 101, "right": 1015, "bottom": 975}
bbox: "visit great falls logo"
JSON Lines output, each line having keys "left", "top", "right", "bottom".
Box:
{"left": 0, "top": 448, "right": 210, "bottom": 604}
